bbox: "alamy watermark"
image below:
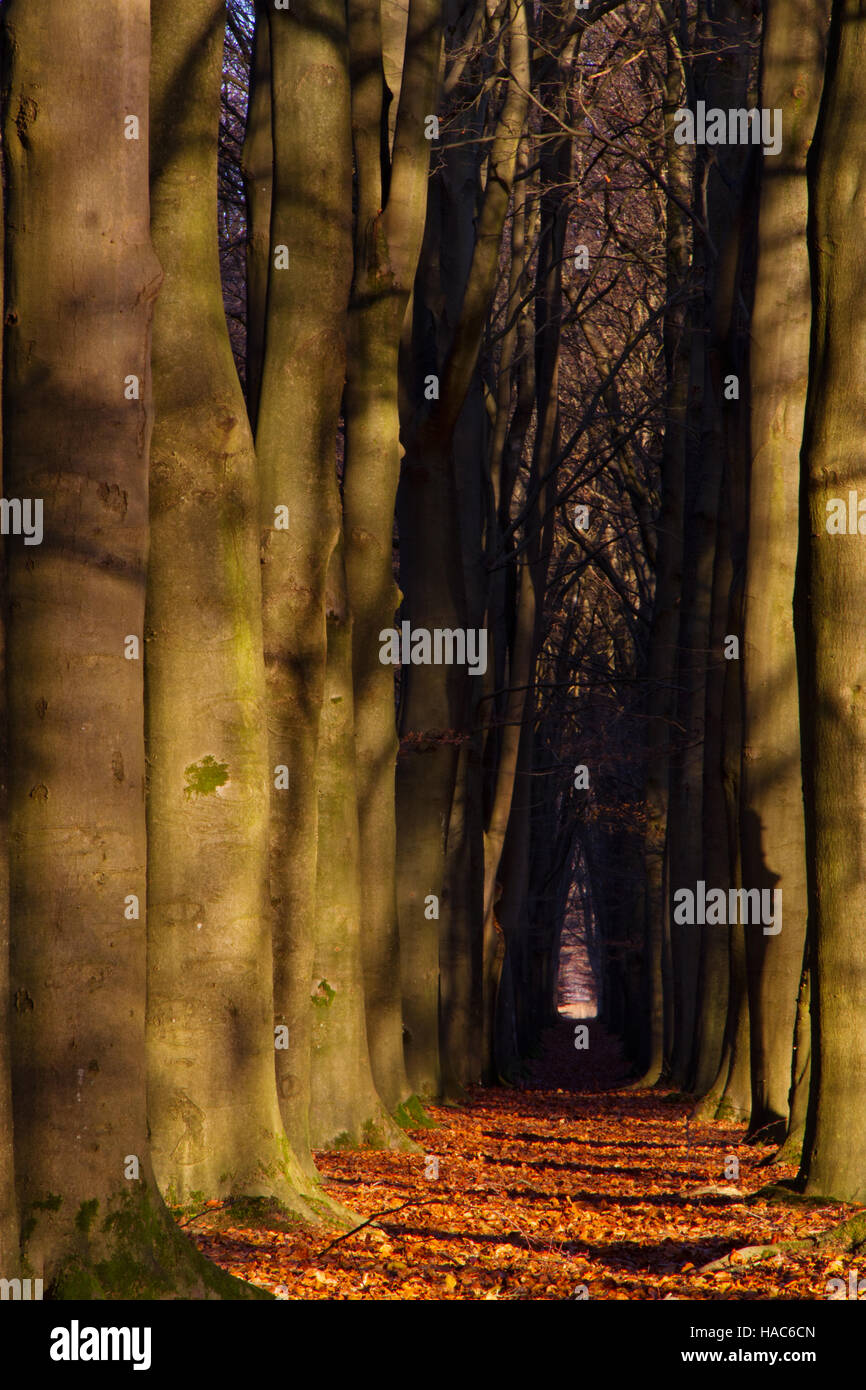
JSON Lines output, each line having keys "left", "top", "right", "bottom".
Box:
{"left": 826, "top": 1269, "right": 866, "bottom": 1299}
{"left": 0, "top": 1276, "right": 43, "bottom": 1299}
{"left": 49, "top": 1321, "right": 151, "bottom": 1370}
{"left": 379, "top": 622, "right": 488, "bottom": 677}
{"left": 673, "top": 882, "right": 782, "bottom": 936}
{"left": 826, "top": 492, "right": 866, "bottom": 534}
{"left": 674, "top": 102, "right": 782, "bottom": 156}
{"left": 0, "top": 498, "right": 42, "bottom": 545}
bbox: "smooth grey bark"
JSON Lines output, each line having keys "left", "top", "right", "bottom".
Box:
{"left": 797, "top": 0, "right": 866, "bottom": 1204}
{"left": 309, "top": 537, "right": 409, "bottom": 1147}
{"left": 146, "top": 0, "right": 321, "bottom": 1218}
{"left": 255, "top": 0, "right": 353, "bottom": 1174}
{"left": 740, "top": 0, "right": 828, "bottom": 1142}
{"left": 3, "top": 0, "right": 256, "bottom": 1296}
{"left": 0, "top": 101, "right": 15, "bottom": 1278}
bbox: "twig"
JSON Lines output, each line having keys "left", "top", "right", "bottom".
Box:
{"left": 317, "top": 1197, "right": 448, "bottom": 1256}
{"left": 178, "top": 1202, "right": 227, "bottom": 1228}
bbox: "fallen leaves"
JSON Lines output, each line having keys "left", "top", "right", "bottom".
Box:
{"left": 182, "top": 1021, "right": 859, "bottom": 1300}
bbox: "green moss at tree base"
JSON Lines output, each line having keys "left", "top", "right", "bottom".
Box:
{"left": 772, "top": 1130, "right": 805, "bottom": 1168}
{"left": 714, "top": 1098, "right": 750, "bottom": 1122}
{"left": 27, "top": 1184, "right": 273, "bottom": 1300}
{"left": 183, "top": 1195, "right": 309, "bottom": 1234}
{"left": 747, "top": 1182, "right": 834, "bottom": 1209}
{"left": 362, "top": 1119, "right": 384, "bottom": 1147}
{"left": 816, "top": 1211, "right": 866, "bottom": 1253}
{"left": 393, "top": 1093, "right": 437, "bottom": 1129}
{"left": 170, "top": 1189, "right": 355, "bottom": 1237}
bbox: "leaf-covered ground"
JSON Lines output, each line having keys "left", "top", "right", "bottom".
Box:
{"left": 183, "top": 1021, "right": 859, "bottom": 1300}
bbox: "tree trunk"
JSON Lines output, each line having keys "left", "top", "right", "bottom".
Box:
{"left": 394, "top": 0, "right": 528, "bottom": 1093}
{"left": 440, "top": 739, "right": 484, "bottom": 1089}
{"left": 637, "top": 4, "right": 692, "bottom": 1086}
{"left": 668, "top": 0, "right": 754, "bottom": 1087}
{"left": 694, "top": 486, "right": 752, "bottom": 1121}
{"left": 3, "top": 0, "right": 255, "bottom": 1295}
{"left": 255, "top": 0, "right": 353, "bottom": 1174}
{"left": 343, "top": 0, "right": 442, "bottom": 1112}
{"left": 242, "top": 0, "right": 273, "bottom": 430}
{"left": 146, "top": 0, "right": 318, "bottom": 1217}
{"left": 394, "top": 433, "right": 462, "bottom": 1098}
{"left": 0, "top": 108, "right": 15, "bottom": 1278}
{"left": 691, "top": 478, "right": 733, "bottom": 1096}
{"left": 309, "top": 537, "right": 410, "bottom": 1147}
{"left": 740, "top": 0, "right": 828, "bottom": 1143}
{"left": 714, "top": 925, "right": 753, "bottom": 1121}
{"left": 798, "top": 0, "right": 866, "bottom": 1204}
{"left": 482, "top": 555, "right": 535, "bottom": 1078}
{"left": 775, "top": 943, "right": 811, "bottom": 1164}
{"left": 715, "top": 554, "right": 753, "bottom": 1122}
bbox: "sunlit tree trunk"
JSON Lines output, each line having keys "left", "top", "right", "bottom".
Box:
{"left": 798, "top": 0, "right": 866, "bottom": 1204}
{"left": 255, "top": 0, "right": 353, "bottom": 1173}
{"left": 0, "top": 118, "right": 15, "bottom": 1278}
{"left": 740, "top": 0, "right": 828, "bottom": 1142}
{"left": 3, "top": 0, "right": 254, "bottom": 1295}
{"left": 309, "top": 537, "right": 409, "bottom": 1146}
{"left": 146, "top": 0, "right": 318, "bottom": 1217}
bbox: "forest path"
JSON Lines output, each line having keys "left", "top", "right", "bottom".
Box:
{"left": 188, "top": 1020, "right": 855, "bottom": 1299}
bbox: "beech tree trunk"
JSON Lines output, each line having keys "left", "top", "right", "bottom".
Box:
{"left": 255, "top": 0, "right": 353, "bottom": 1171}
{"left": 309, "top": 537, "right": 410, "bottom": 1146}
{"left": 3, "top": 0, "right": 255, "bottom": 1296}
{"left": 668, "top": 0, "right": 754, "bottom": 1087}
{"left": 740, "top": 0, "right": 827, "bottom": 1142}
{"left": 396, "top": 0, "right": 528, "bottom": 1095}
{"left": 343, "top": 0, "right": 442, "bottom": 1112}
{"left": 440, "top": 740, "right": 484, "bottom": 1088}
{"left": 242, "top": 0, "right": 272, "bottom": 430}
{"left": 798, "top": 0, "right": 866, "bottom": 1204}
{"left": 0, "top": 111, "right": 15, "bottom": 1278}
{"left": 637, "top": 4, "right": 691, "bottom": 1085}
{"left": 776, "top": 944, "right": 811, "bottom": 1163}
{"left": 692, "top": 486, "right": 732, "bottom": 1096}
{"left": 146, "top": 0, "right": 318, "bottom": 1217}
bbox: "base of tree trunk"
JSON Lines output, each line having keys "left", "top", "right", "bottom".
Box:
{"left": 746, "top": 1117, "right": 787, "bottom": 1146}
{"left": 770, "top": 1126, "right": 805, "bottom": 1168}
{"left": 393, "top": 1094, "right": 438, "bottom": 1130}
{"left": 35, "top": 1185, "right": 273, "bottom": 1300}
{"left": 313, "top": 1105, "right": 419, "bottom": 1153}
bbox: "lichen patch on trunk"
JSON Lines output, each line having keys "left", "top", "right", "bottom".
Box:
{"left": 183, "top": 755, "right": 229, "bottom": 798}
